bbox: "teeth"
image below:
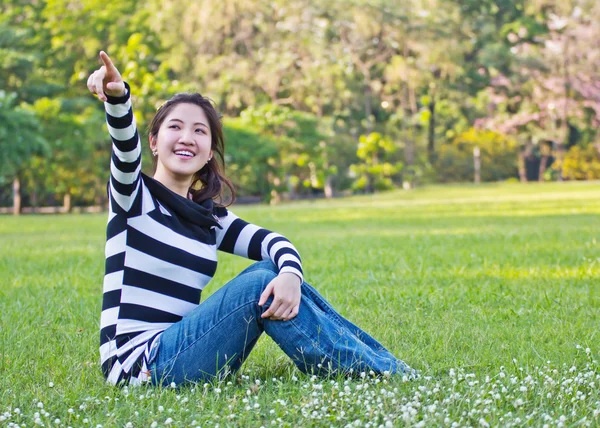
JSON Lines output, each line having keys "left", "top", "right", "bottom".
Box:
{"left": 175, "top": 150, "right": 194, "bottom": 157}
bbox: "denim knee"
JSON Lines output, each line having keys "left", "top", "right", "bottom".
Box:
{"left": 236, "top": 261, "right": 279, "bottom": 300}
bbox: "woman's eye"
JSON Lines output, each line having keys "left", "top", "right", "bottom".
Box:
{"left": 169, "top": 125, "right": 179, "bottom": 129}
{"left": 196, "top": 129, "right": 205, "bottom": 134}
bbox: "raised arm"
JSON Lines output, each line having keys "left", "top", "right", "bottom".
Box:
{"left": 87, "top": 51, "right": 142, "bottom": 213}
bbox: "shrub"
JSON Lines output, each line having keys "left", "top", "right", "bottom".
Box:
{"left": 435, "top": 128, "right": 518, "bottom": 182}
{"left": 561, "top": 144, "right": 600, "bottom": 180}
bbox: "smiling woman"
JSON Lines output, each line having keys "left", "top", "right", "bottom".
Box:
{"left": 87, "top": 51, "right": 417, "bottom": 386}
{"left": 146, "top": 93, "right": 234, "bottom": 204}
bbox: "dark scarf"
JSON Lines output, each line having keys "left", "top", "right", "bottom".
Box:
{"left": 141, "top": 173, "right": 225, "bottom": 235}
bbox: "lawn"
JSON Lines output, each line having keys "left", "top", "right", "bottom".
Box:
{"left": 1, "top": 182, "right": 599, "bottom": 427}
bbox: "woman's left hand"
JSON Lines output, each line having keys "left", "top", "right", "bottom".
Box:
{"left": 258, "top": 273, "right": 302, "bottom": 321}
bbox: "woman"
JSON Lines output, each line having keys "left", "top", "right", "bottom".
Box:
{"left": 89, "top": 51, "right": 416, "bottom": 386}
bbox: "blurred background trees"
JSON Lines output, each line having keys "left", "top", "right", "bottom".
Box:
{"left": 1, "top": 0, "right": 599, "bottom": 211}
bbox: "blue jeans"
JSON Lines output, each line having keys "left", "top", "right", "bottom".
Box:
{"left": 147, "top": 261, "right": 416, "bottom": 385}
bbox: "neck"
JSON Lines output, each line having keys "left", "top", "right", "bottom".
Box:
{"left": 153, "top": 169, "right": 193, "bottom": 199}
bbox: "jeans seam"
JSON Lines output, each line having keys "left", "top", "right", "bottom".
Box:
{"left": 287, "top": 317, "right": 345, "bottom": 371}
{"left": 304, "top": 286, "right": 347, "bottom": 329}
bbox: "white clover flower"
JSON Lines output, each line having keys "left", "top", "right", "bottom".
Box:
{"left": 158, "top": 406, "right": 164, "bottom": 413}
{"left": 164, "top": 418, "right": 173, "bottom": 425}
{"left": 150, "top": 422, "right": 157, "bottom": 428}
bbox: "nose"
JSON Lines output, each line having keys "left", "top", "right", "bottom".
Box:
{"left": 178, "top": 128, "right": 194, "bottom": 145}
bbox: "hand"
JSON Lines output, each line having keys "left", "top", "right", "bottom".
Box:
{"left": 258, "top": 273, "right": 302, "bottom": 321}
{"left": 86, "top": 51, "right": 126, "bottom": 101}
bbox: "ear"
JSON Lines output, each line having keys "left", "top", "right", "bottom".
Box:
{"left": 149, "top": 134, "right": 156, "bottom": 152}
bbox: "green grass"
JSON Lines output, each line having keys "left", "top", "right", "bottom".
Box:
{"left": 1, "top": 181, "right": 599, "bottom": 427}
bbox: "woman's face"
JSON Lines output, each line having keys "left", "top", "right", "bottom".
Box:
{"left": 150, "top": 103, "right": 213, "bottom": 183}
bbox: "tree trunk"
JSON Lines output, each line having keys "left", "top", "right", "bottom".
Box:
{"left": 427, "top": 97, "right": 436, "bottom": 163}
{"left": 364, "top": 84, "right": 373, "bottom": 133}
{"left": 473, "top": 147, "right": 481, "bottom": 184}
{"left": 12, "top": 176, "right": 21, "bottom": 216}
{"left": 63, "top": 192, "right": 72, "bottom": 213}
{"left": 538, "top": 155, "right": 549, "bottom": 181}
{"left": 324, "top": 175, "right": 333, "bottom": 199}
{"left": 557, "top": 37, "right": 570, "bottom": 182}
{"left": 31, "top": 189, "right": 38, "bottom": 214}
{"left": 518, "top": 152, "right": 528, "bottom": 183}
{"left": 401, "top": 88, "right": 415, "bottom": 167}
{"left": 286, "top": 174, "right": 296, "bottom": 200}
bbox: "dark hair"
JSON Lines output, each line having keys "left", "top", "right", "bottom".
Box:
{"left": 148, "top": 93, "right": 236, "bottom": 206}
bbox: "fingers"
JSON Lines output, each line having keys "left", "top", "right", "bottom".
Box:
{"left": 99, "top": 51, "right": 117, "bottom": 73}
{"left": 271, "top": 302, "right": 289, "bottom": 319}
{"left": 87, "top": 68, "right": 107, "bottom": 101}
{"left": 261, "top": 298, "right": 279, "bottom": 319}
{"left": 262, "top": 298, "right": 300, "bottom": 321}
{"left": 94, "top": 67, "right": 107, "bottom": 101}
{"left": 285, "top": 304, "right": 300, "bottom": 321}
{"left": 278, "top": 306, "right": 294, "bottom": 320}
{"left": 258, "top": 282, "right": 274, "bottom": 307}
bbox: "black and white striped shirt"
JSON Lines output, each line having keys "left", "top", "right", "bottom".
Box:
{"left": 99, "top": 86, "right": 303, "bottom": 385}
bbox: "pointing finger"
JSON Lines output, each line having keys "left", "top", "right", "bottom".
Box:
{"left": 99, "top": 51, "right": 117, "bottom": 72}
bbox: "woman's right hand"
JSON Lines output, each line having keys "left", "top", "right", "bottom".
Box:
{"left": 87, "top": 51, "right": 126, "bottom": 102}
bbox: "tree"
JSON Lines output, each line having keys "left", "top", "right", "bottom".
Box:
{"left": 0, "top": 93, "right": 48, "bottom": 214}
{"left": 350, "top": 132, "right": 402, "bottom": 192}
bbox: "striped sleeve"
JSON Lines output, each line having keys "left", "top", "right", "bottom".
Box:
{"left": 215, "top": 210, "right": 303, "bottom": 282}
{"left": 105, "top": 82, "right": 142, "bottom": 213}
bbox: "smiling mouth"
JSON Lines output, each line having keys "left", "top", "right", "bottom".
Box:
{"left": 174, "top": 150, "right": 195, "bottom": 158}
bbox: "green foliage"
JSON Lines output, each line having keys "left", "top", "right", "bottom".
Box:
{"left": 0, "top": 92, "right": 48, "bottom": 179}
{"left": 435, "top": 128, "right": 518, "bottom": 182}
{"left": 222, "top": 120, "right": 278, "bottom": 198}
{"left": 237, "top": 104, "right": 330, "bottom": 196}
{"left": 561, "top": 144, "right": 600, "bottom": 180}
{"left": 350, "top": 132, "right": 402, "bottom": 192}
{"left": 2, "top": 0, "right": 600, "bottom": 206}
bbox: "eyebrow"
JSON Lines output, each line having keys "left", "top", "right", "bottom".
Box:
{"left": 168, "top": 118, "right": 208, "bottom": 128}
